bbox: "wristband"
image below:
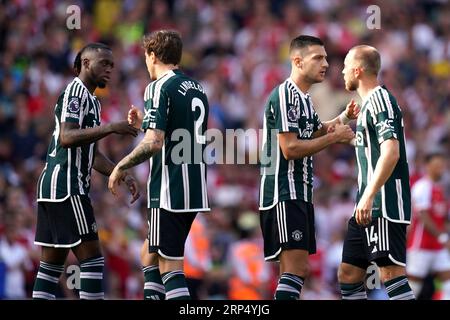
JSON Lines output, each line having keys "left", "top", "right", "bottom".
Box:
{"left": 339, "top": 111, "right": 351, "bottom": 125}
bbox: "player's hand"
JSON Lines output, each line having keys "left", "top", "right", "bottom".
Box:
{"left": 128, "top": 105, "right": 143, "bottom": 129}
{"left": 108, "top": 166, "right": 126, "bottom": 196}
{"left": 355, "top": 193, "right": 374, "bottom": 226}
{"left": 123, "top": 173, "right": 140, "bottom": 204}
{"left": 345, "top": 99, "right": 360, "bottom": 120}
{"left": 333, "top": 124, "right": 355, "bottom": 143}
{"left": 327, "top": 124, "right": 336, "bottom": 133}
{"left": 110, "top": 120, "right": 139, "bottom": 137}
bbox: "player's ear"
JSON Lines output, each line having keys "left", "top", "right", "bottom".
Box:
{"left": 149, "top": 51, "right": 156, "bottom": 63}
{"left": 82, "top": 58, "right": 90, "bottom": 70}
{"left": 354, "top": 66, "right": 362, "bottom": 78}
{"left": 293, "top": 56, "right": 302, "bottom": 69}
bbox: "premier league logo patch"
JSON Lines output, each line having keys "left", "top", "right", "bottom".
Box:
{"left": 288, "top": 105, "right": 300, "bottom": 122}
{"left": 68, "top": 98, "right": 80, "bottom": 113}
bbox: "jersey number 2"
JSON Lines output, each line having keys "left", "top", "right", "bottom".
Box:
{"left": 191, "top": 97, "right": 206, "bottom": 144}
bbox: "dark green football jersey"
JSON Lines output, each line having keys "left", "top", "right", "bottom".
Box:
{"left": 37, "top": 77, "right": 101, "bottom": 202}
{"left": 355, "top": 85, "right": 411, "bottom": 223}
{"left": 259, "top": 78, "right": 322, "bottom": 210}
{"left": 142, "top": 69, "right": 210, "bottom": 212}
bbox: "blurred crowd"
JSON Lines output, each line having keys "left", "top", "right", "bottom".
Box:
{"left": 0, "top": 0, "right": 449, "bottom": 299}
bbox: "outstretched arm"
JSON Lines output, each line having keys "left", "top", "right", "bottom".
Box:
{"left": 313, "top": 99, "right": 360, "bottom": 138}
{"left": 279, "top": 123, "right": 355, "bottom": 160}
{"left": 60, "top": 121, "right": 138, "bottom": 148}
{"left": 108, "top": 129, "right": 165, "bottom": 196}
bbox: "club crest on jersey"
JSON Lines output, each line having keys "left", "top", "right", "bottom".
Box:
{"left": 287, "top": 105, "right": 300, "bottom": 122}
{"left": 292, "top": 230, "right": 303, "bottom": 241}
{"left": 68, "top": 98, "right": 80, "bottom": 113}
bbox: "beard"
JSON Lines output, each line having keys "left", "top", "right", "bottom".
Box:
{"left": 97, "top": 81, "right": 106, "bottom": 88}
{"left": 346, "top": 79, "right": 358, "bottom": 91}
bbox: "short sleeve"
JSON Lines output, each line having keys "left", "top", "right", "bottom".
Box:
{"left": 61, "top": 82, "right": 85, "bottom": 124}
{"left": 272, "top": 84, "right": 299, "bottom": 133}
{"left": 142, "top": 84, "right": 169, "bottom": 132}
{"left": 369, "top": 90, "right": 398, "bottom": 144}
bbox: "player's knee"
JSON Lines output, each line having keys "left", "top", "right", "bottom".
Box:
{"left": 158, "top": 257, "right": 184, "bottom": 274}
{"left": 300, "top": 265, "right": 310, "bottom": 279}
{"left": 140, "top": 250, "right": 147, "bottom": 265}
{"left": 140, "top": 242, "right": 157, "bottom": 266}
{"left": 379, "top": 266, "right": 406, "bottom": 283}
{"left": 299, "top": 263, "right": 310, "bottom": 278}
{"left": 280, "top": 250, "right": 310, "bottom": 278}
{"left": 283, "top": 262, "right": 310, "bottom": 278}
{"left": 338, "top": 264, "right": 361, "bottom": 284}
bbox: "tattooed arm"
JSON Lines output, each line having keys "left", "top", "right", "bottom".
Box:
{"left": 108, "top": 129, "right": 165, "bottom": 196}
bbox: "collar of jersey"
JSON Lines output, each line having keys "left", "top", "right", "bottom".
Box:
{"left": 74, "top": 77, "right": 95, "bottom": 97}
{"left": 362, "top": 85, "right": 382, "bottom": 108}
{"left": 286, "top": 77, "right": 310, "bottom": 100}
{"left": 158, "top": 69, "right": 180, "bottom": 80}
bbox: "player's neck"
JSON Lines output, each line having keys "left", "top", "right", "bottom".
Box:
{"left": 290, "top": 73, "right": 311, "bottom": 94}
{"left": 155, "top": 65, "right": 178, "bottom": 80}
{"left": 357, "top": 77, "right": 379, "bottom": 101}
{"left": 77, "top": 73, "right": 96, "bottom": 94}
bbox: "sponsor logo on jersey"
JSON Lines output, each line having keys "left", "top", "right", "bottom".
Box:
{"left": 356, "top": 131, "right": 365, "bottom": 147}
{"left": 299, "top": 122, "right": 314, "bottom": 138}
{"left": 375, "top": 119, "right": 394, "bottom": 135}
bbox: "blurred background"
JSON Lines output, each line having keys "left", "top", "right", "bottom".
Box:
{"left": 0, "top": 0, "right": 449, "bottom": 300}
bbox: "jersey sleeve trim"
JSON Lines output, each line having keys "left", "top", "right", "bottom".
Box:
{"left": 61, "top": 81, "right": 86, "bottom": 124}
{"left": 278, "top": 83, "right": 289, "bottom": 132}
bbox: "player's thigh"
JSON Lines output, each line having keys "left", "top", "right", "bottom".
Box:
{"left": 260, "top": 200, "right": 316, "bottom": 263}
{"left": 370, "top": 218, "right": 407, "bottom": 269}
{"left": 341, "top": 217, "right": 370, "bottom": 271}
{"left": 35, "top": 197, "right": 98, "bottom": 248}
{"left": 70, "top": 196, "right": 102, "bottom": 261}
{"left": 374, "top": 219, "right": 408, "bottom": 282}
{"left": 148, "top": 208, "right": 197, "bottom": 260}
{"left": 379, "top": 264, "right": 406, "bottom": 282}
{"left": 41, "top": 246, "right": 70, "bottom": 265}
{"left": 72, "top": 240, "right": 102, "bottom": 262}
